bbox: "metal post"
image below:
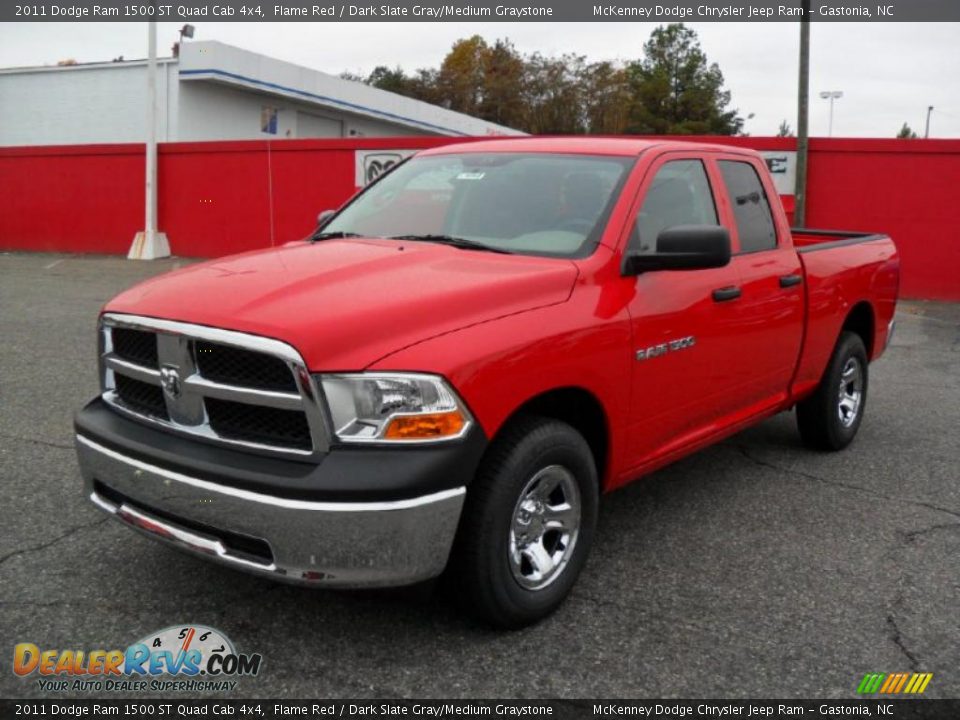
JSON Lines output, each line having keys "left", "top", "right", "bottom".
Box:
{"left": 925, "top": 106, "right": 933, "bottom": 138}
{"left": 827, "top": 96, "right": 835, "bottom": 137}
{"left": 128, "top": 18, "right": 170, "bottom": 259}
{"left": 145, "top": 20, "right": 157, "bottom": 243}
{"left": 794, "top": 4, "right": 810, "bottom": 228}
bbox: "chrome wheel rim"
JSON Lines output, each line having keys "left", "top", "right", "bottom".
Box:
{"left": 508, "top": 465, "right": 581, "bottom": 591}
{"left": 837, "top": 357, "right": 864, "bottom": 428}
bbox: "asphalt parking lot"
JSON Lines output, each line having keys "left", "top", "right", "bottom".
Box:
{"left": 1, "top": 251, "right": 958, "bottom": 700}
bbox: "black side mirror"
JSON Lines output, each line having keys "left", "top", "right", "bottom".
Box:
{"left": 316, "top": 209, "right": 336, "bottom": 228}
{"left": 622, "top": 225, "right": 731, "bottom": 275}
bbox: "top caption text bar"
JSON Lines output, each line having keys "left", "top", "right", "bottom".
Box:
{"left": 6, "top": 0, "right": 960, "bottom": 22}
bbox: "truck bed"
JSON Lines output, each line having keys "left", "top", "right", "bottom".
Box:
{"left": 790, "top": 229, "right": 899, "bottom": 401}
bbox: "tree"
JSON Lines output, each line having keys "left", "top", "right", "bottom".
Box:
{"left": 777, "top": 120, "right": 794, "bottom": 137}
{"left": 626, "top": 23, "right": 743, "bottom": 135}
{"left": 435, "top": 35, "right": 489, "bottom": 115}
{"left": 581, "top": 61, "right": 632, "bottom": 134}
{"left": 479, "top": 39, "right": 526, "bottom": 128}
{"left": 896, "top": 122, "right": 918, "bottom": 139}
{"left": 341, "top": 25, "right": 745, "bottom": 137}
{"left": 522, "top": 53, "right": 587, "bottom": 134}
{"left": 365, "top": 66, "right": 411, "bottom": 96}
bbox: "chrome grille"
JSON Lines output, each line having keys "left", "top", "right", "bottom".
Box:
{"left": 195, "top": 341, "right": 297, "bottom": 391}
{"left": 99, "top": 313, "right": 329, "bottom": 457}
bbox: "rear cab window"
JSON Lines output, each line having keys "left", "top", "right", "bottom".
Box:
{"left": 717, "top": 160, "right": 777, "bottom": 253}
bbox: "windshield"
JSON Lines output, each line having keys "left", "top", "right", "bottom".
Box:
{"left": 321, "top": 153, "right": 634, "bottom": 257}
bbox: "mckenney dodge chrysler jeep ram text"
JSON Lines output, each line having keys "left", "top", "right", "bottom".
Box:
{"left": 75, "top": 138, "right": 899, "bottom": 627}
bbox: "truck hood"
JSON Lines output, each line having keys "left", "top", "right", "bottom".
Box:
{"left": 105, "top": 239, "right": 578, "bottom": 370}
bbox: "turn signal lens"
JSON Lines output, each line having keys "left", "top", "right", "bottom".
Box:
{"left": 383, "top": 410, "right": 466, "bottom": 440}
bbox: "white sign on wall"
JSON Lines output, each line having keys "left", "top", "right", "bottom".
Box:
{"left": 759, "top": 150, "right": 797, "bottom": 195}
{"left": 354, "top": 150, "right": 416, "bottom": 187}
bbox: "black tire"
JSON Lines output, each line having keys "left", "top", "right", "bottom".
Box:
{"left": 796, "top": 331, "right": 869, "bottom": 451}
{"left": 448, "top": 415, "right": 599, "bottom": 629}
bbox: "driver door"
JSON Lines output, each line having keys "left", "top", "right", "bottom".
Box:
{"left": 622, "top": 154, "right": 744, "bottom": 471}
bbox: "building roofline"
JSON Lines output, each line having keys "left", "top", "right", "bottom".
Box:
{"left": 0, "top": 57, "right": 177, "bottom": 76}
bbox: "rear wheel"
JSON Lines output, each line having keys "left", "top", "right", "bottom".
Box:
{"left": 796, "top": 331, "right": 869, "bottom": 451}
{"left": 449, "top": 415, "right": 598, "bottom": 628}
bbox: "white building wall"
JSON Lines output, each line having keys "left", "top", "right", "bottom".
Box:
{"left": 0, "top": 61, "right": 177, "bottom": 146}
{"left": 177, "top": 41, "right": 519, "bottom": 138}
{"left": 0, "top": 41, "right": 522, "bottom": 147}
{"left": 177, "top": 80, "right": 296, "bottom": 140}
{"left": 175, "top": 79, "right": 428, "bottom": 140}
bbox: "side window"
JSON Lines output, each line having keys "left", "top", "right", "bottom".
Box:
{"left": 632, "top": 160, "right": 717, "bottom": 253}
{"left": 718, "top": 160, "right": 777, "bottom": 253}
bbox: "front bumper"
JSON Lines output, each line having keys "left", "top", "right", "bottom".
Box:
{"left": 75, "top": 400, "right": 485, "bottom": 588}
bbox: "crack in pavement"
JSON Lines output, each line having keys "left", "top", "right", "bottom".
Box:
{"left": 0, "top": 516, "right": 110, "bottom": 567}
{"left": 738, "top": 444, "right": 959, "bottom": 675}
{"left": 886, "top": 614, "right": 921, "bottom": 671}
{"left": 904, "top": 523, "right": 960, "bottom": 542}
{"left": 736, "top": 445, "right": 960, "bottom": 521}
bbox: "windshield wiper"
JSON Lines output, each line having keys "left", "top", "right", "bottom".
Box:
{"left": 309, "top": 230, "right": 363, "bottom": 242}
{"left": 388, "top": 234, "right": 512, "bottom": 254}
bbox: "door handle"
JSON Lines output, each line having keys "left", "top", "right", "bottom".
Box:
{"left": 779, "top": 274, "right": 803, "bottom": 288}
{"left": 712, "top": 286, "right": 742, "bottom": 302}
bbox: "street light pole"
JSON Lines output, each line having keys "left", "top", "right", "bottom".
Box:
{"left": 128, "top": 19, "right": 170, "bottom": 260}
{"left": 819, "top": 90, "right": 843, "bottom": 137}
{"left": 925, "top": 106, "right": 934, "bottom": 138}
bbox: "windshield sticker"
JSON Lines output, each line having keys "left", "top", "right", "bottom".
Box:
{"left": 456, "top": 172, "right": 486, "bottom": 181}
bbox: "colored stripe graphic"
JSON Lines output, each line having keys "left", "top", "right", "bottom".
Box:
{"left": 857, "top": 673, "right": 885, "bottom": 693}
{"left": 857, "top": 672, "right": 933, "bottom": 694}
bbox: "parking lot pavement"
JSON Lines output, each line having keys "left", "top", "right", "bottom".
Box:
{"left": 1, "top": 251, "right": 958, "bottom": 700}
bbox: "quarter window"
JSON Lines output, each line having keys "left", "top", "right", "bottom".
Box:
{"left": 718, "top": 160, "right": 777, "bottom": 253}
{"left": 632, "top": 160, "right": 718, "bottom": 253}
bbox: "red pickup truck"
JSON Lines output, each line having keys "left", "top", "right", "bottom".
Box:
{"left": 75, "top": 138, "right": 899, "bottom": 627}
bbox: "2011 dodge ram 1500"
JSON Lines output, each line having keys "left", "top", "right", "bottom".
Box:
{"left": 75, "top": 138, "right": 899, "bottom": 627}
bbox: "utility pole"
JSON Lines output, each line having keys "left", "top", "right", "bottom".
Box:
{"left": 925, "top": 106, "right": 934, "bottom": 138}
{"left": 128, "top": 19, "right": 170, "bottom": 259}
{"left": 794, "top": 1, "right": 810, "bottom": 228}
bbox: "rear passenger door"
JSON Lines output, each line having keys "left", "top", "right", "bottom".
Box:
{"left": 713, "top": 155, "right": 804, "bottom": 414}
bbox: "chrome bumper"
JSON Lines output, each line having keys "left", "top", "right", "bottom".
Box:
{"left": 75, "top": 434, "right": 466, "bottom": 588}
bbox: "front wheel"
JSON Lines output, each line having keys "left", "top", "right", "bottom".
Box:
{"left": 796, "top": 331, "right": 869, "bottom": 451}
{"left": 449, "top": 415, "right": 599, "bottom": 628}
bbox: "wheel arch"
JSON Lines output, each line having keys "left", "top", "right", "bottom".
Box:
{"left": 493, "top": 386, "right": 610, "bottom": 491}
{"left": 842, "top": 301, "right": 876, "bottom": 359}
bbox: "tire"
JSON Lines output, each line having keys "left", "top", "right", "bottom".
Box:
{"left": 796, "top": 331, "right": 869, "bottom": 451}
{"left": 449, "top": 415, "right": 599, "bottom": 628}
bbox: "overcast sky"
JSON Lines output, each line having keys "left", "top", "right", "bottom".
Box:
{"left": 2, "top": 21, "right": 958, "bottom": 137}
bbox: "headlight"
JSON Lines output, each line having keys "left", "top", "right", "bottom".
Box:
{"left": 318, "top": 373, "right": 471, "bottom": 443}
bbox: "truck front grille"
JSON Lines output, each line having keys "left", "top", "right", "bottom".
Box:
{"left": 99, "top": 314, "right": 329, "bottom": 458}
{"left": 112, "top": 327, "right": 159, "bottom": 368}
{"left": 206, "top": 398, "right": 312, "bottom": 451}
{"left": 195, "top": 341, "right": 297, "bottom": 392}
{"left": 114, "top": 374, "right": 169, "bottom": 420}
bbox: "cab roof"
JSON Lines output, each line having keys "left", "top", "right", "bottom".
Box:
{"left": 419, "top": 136, "right": 758, "bottom": 158}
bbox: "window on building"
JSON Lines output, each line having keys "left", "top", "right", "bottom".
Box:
{"left": 260, "top": 107, "right": 278, "bottom": 135}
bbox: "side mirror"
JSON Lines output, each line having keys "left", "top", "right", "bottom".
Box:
{"left": 316, "top": 209, "right": 336, "bottom": 228}
{"left": 622, "top": 225, "right": 731, "bottom": 275}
